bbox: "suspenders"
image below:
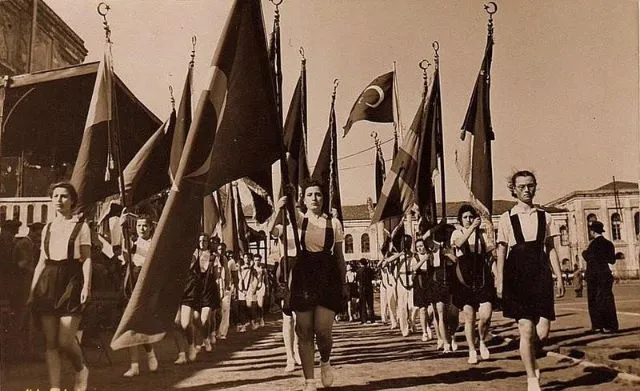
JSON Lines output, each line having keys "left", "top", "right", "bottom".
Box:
{"left": 509, "top": 210, "right": 546, "bottom": 245}
{"left": 43, "top": 220, "right": 84, "bottom": 261}
{"left": 300, "top": 216, "right": 334, "bottom": 253}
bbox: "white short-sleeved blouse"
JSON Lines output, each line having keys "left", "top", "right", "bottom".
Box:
{"left": 42, "top": 216, "right": 91, "bottom": 261}
{"left": 497, "top": 203, "right": 558, "bottom": 249}
{"left": 296, "top": 211, "right": 344, "bottom": 252}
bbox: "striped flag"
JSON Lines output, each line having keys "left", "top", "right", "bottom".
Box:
{"left": 455, "top": 33, "right": 495, "bottom": 218}
{"left": 122, "top": 110, "right": 176, "bottom": 206}
{"left": 283, "top": 72, "right": 311, "bottom": 201}
{"left": 371, "top": 95, "right": 426, "bottom": 224}
{"left": 111, "top": 0, "right": 280, "bottom": 350}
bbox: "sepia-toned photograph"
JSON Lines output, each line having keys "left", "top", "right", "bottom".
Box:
{"left": 0, "top": 0, "right": 638, "bottom": 390}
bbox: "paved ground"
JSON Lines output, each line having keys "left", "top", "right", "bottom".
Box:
{"left": 2, "top": 282, "right": 639, "bottom": 391}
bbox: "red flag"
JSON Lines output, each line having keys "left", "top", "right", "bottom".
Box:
{"left": 111, "top": 0, "right": 280, "bottom": 350}
{"left": 455, "top": 34, "right": 495, "bottom": 218}
{"left": 312, "top": 94, "right": 343, "bottom": 222}
{"left": 70, "top": 57, "right": 117, "bottom": 211}
{"left": 122, "top": 110, "right": 176, "bottom": 205}
{"left": 371, "top": 95, "right": 426, "bottom": 224}
{"left": 343, "top": 72, "right": 394, "bottom": 136}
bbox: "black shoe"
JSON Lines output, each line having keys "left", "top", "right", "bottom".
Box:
{"left": 601, "top": 328, "right": 617, "bottom": 334}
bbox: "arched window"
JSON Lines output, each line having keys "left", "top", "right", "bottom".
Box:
{"left": 586, "top": 213, "right": 597, "bottom": 223}
{"left": 361, "top": 233, "right": 370, "bottom": 253}
{"left": 344, "top": 234, "right": 354, "bottom": 254}
{"left": 611, "top": 213, "right": 622, "bottom": 241}
{"left": 12, "top": 205, "right": 20, "bottom": 221}
{"left": 634, "top": 212, "right": 639, "bottom": 237}
{"left": 27, "top": 205, "right": 34, "bottom": 224}
{"left": 559, "top": 225, "right": 569, "bottom": 246}
{"left": 40, "top": 205, "right": 48, "bottom": 223}
{"left": 0, "top": 206, "right": 6, "bottom": 222}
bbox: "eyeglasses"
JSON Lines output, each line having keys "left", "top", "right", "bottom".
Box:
{"left": 515, "top": 184, "right": 536, "bottom": 191}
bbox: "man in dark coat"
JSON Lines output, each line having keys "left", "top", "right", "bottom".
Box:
{"left": 357, "top": 258, "right": 375, "bottom": 324}
{"left": 582, "top": 221, "right": 619, "bottom": 333}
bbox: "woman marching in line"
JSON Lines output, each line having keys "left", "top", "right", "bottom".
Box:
{"left": 412, "top": 238, "right": 434, "bottom": 342}
{"left": 122, "top": 215, "right": 159, "bottom": 377}
{"left": 451, "top": 205, "right": 495, "bottom": 364}
{"left": 253, "top": 253, "right": 267, "bottom": 328}
{"left": 28, "top": 182, "right": 91, "bottom": 391}
{"left": 274, "top": 179, "right": 347, "bottom": 391}
{"left": 379, "top": 234, "right": 414, "bottom": 336}
{"left": 345, "top": 262, "right": 359, "bottom": 322}
{"left": 174, "top": 233, "right": 220, "bottom": 364}
{"left": 239, "top": 252, "right": 259, "bottom": 331}
{"left": 496, "top": 171, "right": 564, "bottom": 391}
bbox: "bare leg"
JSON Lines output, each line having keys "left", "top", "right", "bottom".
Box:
{"left": 295, "top": 310, "right": 316, "bottom": 380}
{"left": 463, "top": 305, "right": 477, "bottom": 363}
{"left": 41, "top": 315, "right": 62, "bottom": 389}
{"left": 436, "top": 302, "right": 450, "bottom": 350}
{"left": 314, "top": 306, "right": 335, "bottom": 363}
{"left": 518, "top": 319, "right": 538, "bottom": 379}
{"left": 58, "top": 315, "right": 84, "bottom": 372}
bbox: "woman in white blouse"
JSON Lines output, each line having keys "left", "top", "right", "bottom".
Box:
{"left": 274, "top": 179, "right": 347, "bottom": 391}
{"left": 29, "top": 182, "right": 91, "bottom": 391}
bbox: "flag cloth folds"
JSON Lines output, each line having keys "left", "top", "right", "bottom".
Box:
{"left": 374, "top": 141, "right": 386, "bottom": 203}
{"left": 122, "top": 110, "right": 176, "bottom": 206}
{"left": 169, "top": 65, "right": 193, "bottom": 182}
{"left": 70, "top": 56, "right": 118, "bottom": 212}
{"left": 312, "top": 95, "right": 343, "bottom": 222}
{"left": 343, "top": 72, "right": 394, "bottom": 136}
{"left": 415, "top": 69, "right": 442, "bottom": 225}
{"left": 455, "top": 33, "right": 495, "bottom": 218}
{"left": 203, "top": 192, "right": 220, "bottom": 236}
{"left": 220, "top": 184, "right": 240, "bottom": 258}
{"left": 111, "top": 0, "right": 280, "bottom": 350}
{"left": 371, "top": 95, "right": 426, "bottom": 224}
{"left": 283, "top": 74, "right": 310, "bottom": 201}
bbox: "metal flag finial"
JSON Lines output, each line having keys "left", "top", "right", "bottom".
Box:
{"left": 484, "top": 2, "right": 497, "bottom": 36}
{"left": 332, "top": 78, "right": 340, "bottom": 98}
{"left": 190, "top": 35, "right": 197, "bottom": 66}
{"left": 169, "top": 85, "right": 175, "bottom": 110}
{"left": 299, "top": 46, "right": 305, "bottom": 61}
{"left": 419, "top": 59, "right": 431, "bottom": 78}
{"left": 432, "top": 41, "right": 440, "bottom": 68}
{"left": 97, "top": 2, "right": 112, "bottom": 44}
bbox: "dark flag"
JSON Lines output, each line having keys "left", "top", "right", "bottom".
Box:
{"left": 283, "top": 74, "right": 310, "bottom": 201}
{"left": 415, "top": 68, "right": 442, "bottom": 225}
{"left": 374, "top": 140, "right": 386, "bottom": 203}
{"left": 392, "top": 130, "right": 399, "bottom": 159}
{"left": 343, "top": 72, "right": 394, "bottom": 136}
{"left": 111, "top": 0, "right": 280, "bottom": 350}
{"left": 122, "top": 110, "right": 176, "bottom": 205}
{"left": 455, "top": 33, "right": 495, "bottom": 218}
{"left": 203, "top": 192, "right": 220, "bottom": 236}
{"left": 371, "top": 95, "right": 426, "bottom": 224}
{"left": 220, "top": 184, "right": 240, "bottom": 258}
{"left": 312, "top": 93, "right": 343, "bottom": 222}
{"left": 169, "top": 64, "right": 193, "bottom": 182}
{"left": 70, "top": 57, "right": 118, "bottom": 211}
{"left": 234, "top": 184, "right": 250, "bottom": 254}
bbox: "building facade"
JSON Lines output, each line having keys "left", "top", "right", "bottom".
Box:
{"left": 0, "top": 0, "right": 87, "bottom": 76}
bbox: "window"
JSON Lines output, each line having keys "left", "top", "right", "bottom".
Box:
{"left": 586, "top": 213, "right": 597, "bottom": 223}
{"left": 12, "top": 205, "right": 20, "bottom": 221}
{"left": 361, "top": 233, "right": 370, "bottom": 253}
{"left": 27, "top": 205, "right": 34, "bottom": 224}
{"left": 611, "top": 213, "right": 622, "bottom": 241}
{"left": 634, "top": 212, "right": 639, "bottom": 237}
{"left": 40, "top": 205, "right": 48, "bottom": 223}
{"left": 344, "top": 234, "right": 354, "bottom": 254}
{"left": 559, "top": 225, "right": 569, "bottom": 246}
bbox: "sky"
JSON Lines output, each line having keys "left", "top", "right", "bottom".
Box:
{"left": 45, "top": 0, "right": 640, "bottom": 207}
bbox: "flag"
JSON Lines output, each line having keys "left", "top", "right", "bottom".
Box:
{"left": 283, "top": 74, "right": 310, "bottom": 201}
{"left": 220, "top": 184, "right": 240, "bottom": 258}
{"left": 455, "top": 33, "right": 495, "bottom": 218}
{"left": 111, "top": 0, "right": 280, "bottom": 350}
{"left": 374, "top": 141, "right": 386, "bottom": 203}
{"left": 169, "top": 65, "right": 193, "bottom": 182}
{"left": 392, "top": 131, "right": 399, "bottom": 159}
{"left": 415, "top": 68, "right": 442, "bottom": 225}
{"left": 343, "top": 72, "right": 394, "bottom": 136}
{"left": 203, "top": 192, "right": 220, "bottom": 236}
{"left": 122, "top": 110, "right": 176, "bottom": 206}
{"left": 371, "top": 95, "right": 426, "bottom": 224}
{"left": 312, "top": 96, "right": 343, "bottom": 222}
{"left": 234, "top": 184, "right": 250, "bottom": 254}
{"left": 70, "top": 56, "right": 118, "bottom": 211}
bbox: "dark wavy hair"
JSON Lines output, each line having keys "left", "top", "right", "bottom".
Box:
{"left": 456, "top": 204, "right": 478, "bottom": 224}
{"left": 48, "top": 181, "right": 79, "bottom": 208}
{"left": 507, "top": 170, "right": 537, "bottom": 198}
{"left": 299, "top": 178, "right": 326, "bottom": 213}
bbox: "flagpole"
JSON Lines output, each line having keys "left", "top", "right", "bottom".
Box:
{"left": 432, "top": 42, "right": 447, "bottom": 226}
{"left": 393, "top": 61, "right": 403, "bottom": 143}
{"left": 300, "top": 47, "right": 308, "bottom": 160}
{"left": 329, "top": 79, "right": 339, "bottom": 213}
{"left": 270, "top": 0, "right": 302, "bottom": 277}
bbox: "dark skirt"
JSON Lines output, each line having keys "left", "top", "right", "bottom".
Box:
{"left": 182, "top": 269, "right": 203, "bottom": 310}
{"left": 348, "top": 282, "right": 359, "bottom": 299}
{"left": 124, "top": 265, "right": 143, "bottom": 300}
{"left": 412, "top": 270, "right": 430, "bottom": 308}
{"left": 502, "top": 242, "right": 555, "bottom": 321}
{"left": 201, "top": 270, "right": 221, "bottom": 310}
{"left": 290, "top": 250, "right": 343, "bottom": 314}
{"left": 30, "top": 259, "right": 85, "bottom": 316}
{"left": 429, "top": 264, "right": 456, "bottom": 305}
{"left": 453, "top": 254, "right": 495, "bottom": 310}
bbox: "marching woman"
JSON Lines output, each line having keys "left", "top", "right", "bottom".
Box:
{"left": 345, "top": 262, "right": 359, "bottom": 321}
{"left": 122, "top": 215, "right": 159, "bottom": 376}
{"left": 274, "top": 179, "right": 347, "bottom": 391}
{"left": 412, "top": 238, "right": 434, "bottom": 342}
{"left": 238, "top": 253, "right": 259, "bottom": 331}
{"left": 253, "top": 254, "right": 267, "bottom": 328}
{"left": 175, "top": 233, "right": 220, "bottom": 363}
{"left": 451, "top": 205, "right": 495, "bottom": 364}
{"left": 394, "top": 235, "right": 415, "bottom": 337}
{"left": 496, "top": 171, "right": 564, "bottom": 391}
{"left": 29, "top": 182, "right": 91, "bottom": 391}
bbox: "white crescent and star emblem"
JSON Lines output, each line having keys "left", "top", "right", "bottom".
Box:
{"left": 358, "top": 85, "right": 385, "bottom": 108}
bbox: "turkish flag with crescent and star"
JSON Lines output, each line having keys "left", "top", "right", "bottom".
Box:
{"left": 343, "top": 71, "right": 394, "bottom": 136}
